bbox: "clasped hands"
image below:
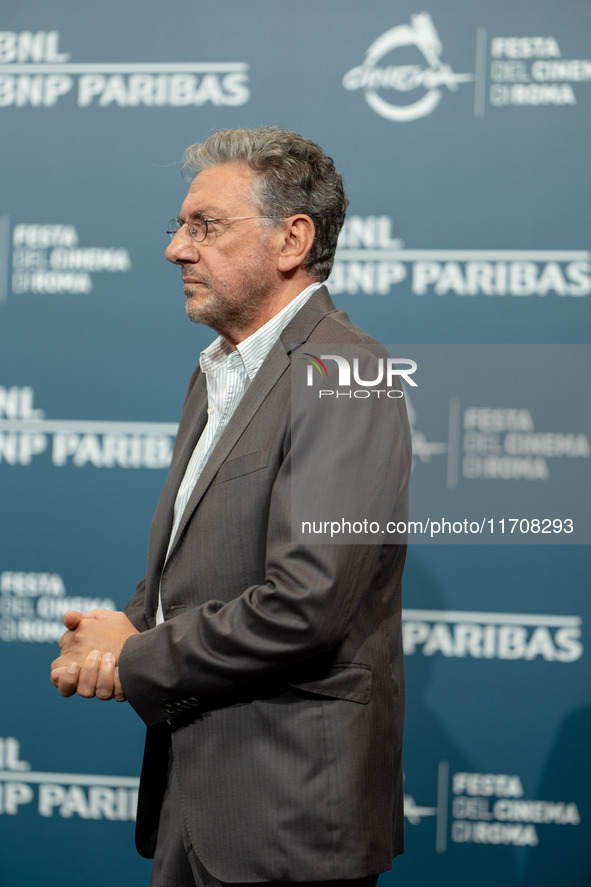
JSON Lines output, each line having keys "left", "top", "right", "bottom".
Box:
{"left": 50, "top": 609, "right": 138, "bottom": 701}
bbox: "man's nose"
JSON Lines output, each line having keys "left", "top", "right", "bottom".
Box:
{"left": 165, "top": 229, "right": 200, "bottom": 265}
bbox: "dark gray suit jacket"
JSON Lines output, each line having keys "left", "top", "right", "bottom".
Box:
{"left": 120, "top": 287, "right": 410, "bottom": 882}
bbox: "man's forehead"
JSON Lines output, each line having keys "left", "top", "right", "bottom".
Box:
{"left": 182, "top": 162, "right": 256, "bottom": 214}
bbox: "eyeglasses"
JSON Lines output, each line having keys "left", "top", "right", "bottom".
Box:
{"left": 166, "top": 213, "right": 279, "bottom": 242}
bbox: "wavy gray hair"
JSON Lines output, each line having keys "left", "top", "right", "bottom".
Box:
{"left": 182, "top": 127, "right": 348, "bottom": 281}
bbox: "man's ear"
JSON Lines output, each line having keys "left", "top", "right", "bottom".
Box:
{"left": 277, "top": 215, "right": 315, "bottom": 273}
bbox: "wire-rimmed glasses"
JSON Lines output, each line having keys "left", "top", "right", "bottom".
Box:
{"left": 166, "top": 213, "right": 280, "bottom": 242}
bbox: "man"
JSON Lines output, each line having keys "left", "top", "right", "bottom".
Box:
{"left": 51, "top": 128, "right": 411, "bottom": 887}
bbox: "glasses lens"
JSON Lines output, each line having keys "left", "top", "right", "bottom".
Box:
{"left": 188, "top": 216, "right": 207, "bottom": 242}
{"left": 167, "top": 219, "right": 181, "bottom": 240}
{"left": 166, "top": 216, "right": 207, "bottom": 241}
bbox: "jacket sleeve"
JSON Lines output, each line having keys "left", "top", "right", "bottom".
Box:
{"left": 123, "top": 578, "right": 150, "bottom": 632}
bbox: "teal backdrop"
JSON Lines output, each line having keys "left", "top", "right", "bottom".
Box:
{"left": 0, "top": 2, "right": 589, "bottom": 885}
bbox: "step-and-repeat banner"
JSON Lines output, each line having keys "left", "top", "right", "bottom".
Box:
{"left": 1, "top": 2, "right": 589, "bottom": 885}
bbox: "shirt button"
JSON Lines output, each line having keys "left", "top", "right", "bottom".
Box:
{"left": 207, "top": 407, "right": 214, "bottom": 415}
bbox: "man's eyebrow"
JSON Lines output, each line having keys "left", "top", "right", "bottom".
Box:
{"left": 184, "top": 206, "right": 226, "bottom": 220}
{"left": 174, "top": 209, "right": 203, "bottom": 222}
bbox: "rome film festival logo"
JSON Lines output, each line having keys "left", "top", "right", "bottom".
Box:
{"left": 343, "top": 12, "right": 473, "bottom": 121}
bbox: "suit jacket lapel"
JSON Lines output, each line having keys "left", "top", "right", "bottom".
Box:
{"left": 166, "top": 338, "right": 289, "bottom": 558}
{"left": 144, "top": 373, "right": 208, "bottom": 620}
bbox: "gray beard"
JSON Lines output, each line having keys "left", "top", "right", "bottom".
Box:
{"left": 184, "top": 280, "right": 275, "bottom": 339}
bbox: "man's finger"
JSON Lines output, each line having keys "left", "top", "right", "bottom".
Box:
{"left": 63, "top": 610, "right": 84, "bottom": 630}
{"left": 50, "top": 666, "right": 67, "bottom": 688}
{"left": 56, "top": 662, "right": 81, "bottom": 697}
{"left": 58, "top": 630, "right": 73, "bottom": 652}
{"left": 113, "top": 667, "right": 127, "bottom": 703}
{"left": 76, "top": 650, "right": 102, "bottom": 698}
{"left": 51, "top": 654, "right": 71, "bottom": 672}
{"left": 95, "top": 653, "right": 117, "bottom": 700}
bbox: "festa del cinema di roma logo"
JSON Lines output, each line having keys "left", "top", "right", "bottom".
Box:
{"left": 303, "top": 353, "right": 417, "bottom": 398}
{"left": 343, "top": 12, "right": 473, "bottom": 121}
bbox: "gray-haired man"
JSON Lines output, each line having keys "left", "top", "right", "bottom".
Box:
{"left": 51, "top": 128, "right": 410, "bottom": 887}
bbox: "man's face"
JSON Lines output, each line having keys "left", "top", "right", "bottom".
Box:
{"left": 165, "top": 162, "right": 282, "bottom": 342}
